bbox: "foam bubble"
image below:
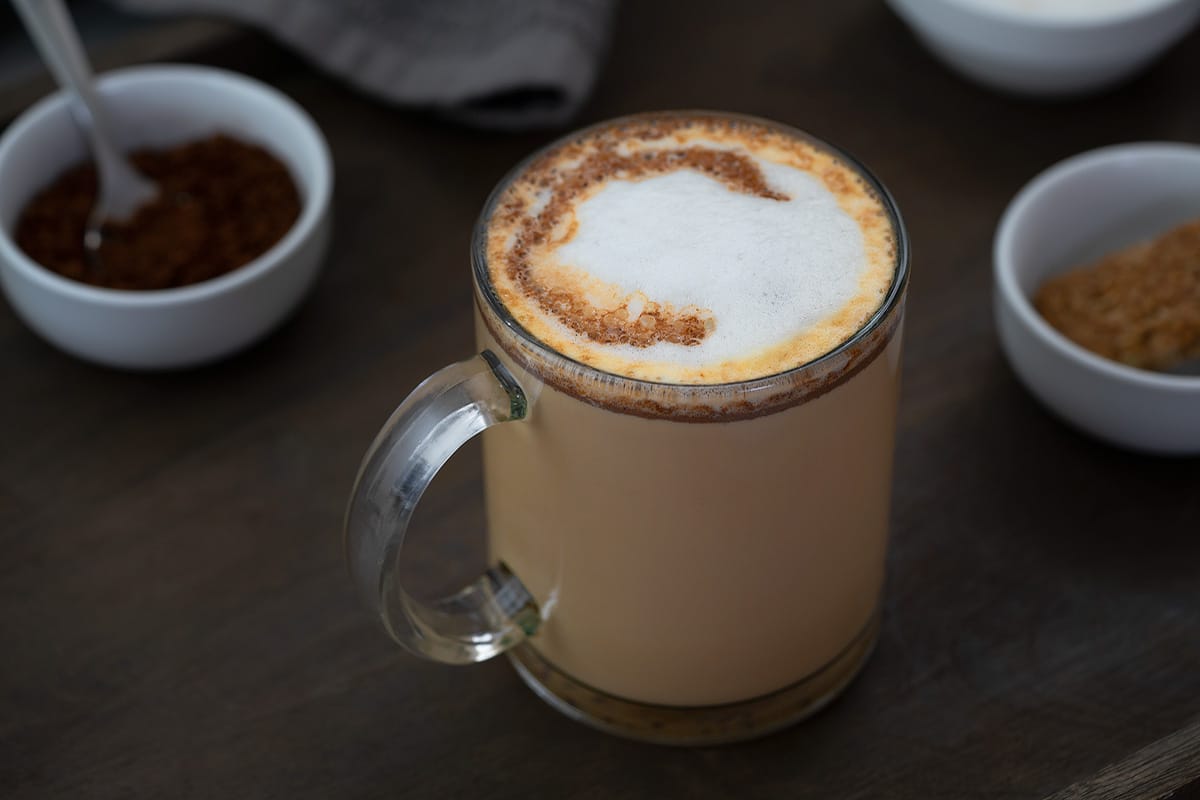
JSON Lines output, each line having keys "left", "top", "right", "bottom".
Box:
{"left": 485, "top": 115, "right": 896, "bottom": 384}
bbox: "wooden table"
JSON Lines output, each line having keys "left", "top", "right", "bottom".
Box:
{"left": 3, "top": 3, "right": 1198, "bottom": 797}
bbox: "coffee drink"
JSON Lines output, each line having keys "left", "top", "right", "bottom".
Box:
{"left": 484, "top": 115, "right": 895, "bottom": 386}
{"left": 472, "top": 113, "right": 905, "bottom": 713}
{"left": 346, "top": 110, "right": 907, "bottom": 743}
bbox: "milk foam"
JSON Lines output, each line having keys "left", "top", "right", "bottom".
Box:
{"left": 556, "top": 166, "right": 862, "bottom": 372}
{"left": 485, "top": 115, "right": 897, "bottom": 384}
{"left": 950, "top": 0, "right": 1169, "bottom": 20}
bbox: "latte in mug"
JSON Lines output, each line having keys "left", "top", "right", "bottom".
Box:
{"left": 484, "top": 115, "right": 895, "bottom": 385}
{"left": 345, "top": 112, "right": 908, "bottom": 744}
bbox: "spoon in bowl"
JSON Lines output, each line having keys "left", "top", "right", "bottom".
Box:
{"left": 12, "top": 0, "right": 159, "bottom": 259}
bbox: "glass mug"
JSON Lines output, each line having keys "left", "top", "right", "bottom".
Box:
{"left": 345, "top": 112, "right": 909, "bottom": 745}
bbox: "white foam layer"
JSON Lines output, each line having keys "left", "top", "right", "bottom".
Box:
{"left": 950, "top": 0, "right": 1169, "bottom": 20}
{"left": 554, "top": 162, "right": 864, "bottom": 372}
{"left": 485, "top": 116, "right": 897, "bottom": 383}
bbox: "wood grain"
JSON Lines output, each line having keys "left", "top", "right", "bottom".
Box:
{"left": 2, "top": 2, "right": 1199, "bottom": 798}
{"left": 1044, "top": 718, "right": 1200, "bottom": 800}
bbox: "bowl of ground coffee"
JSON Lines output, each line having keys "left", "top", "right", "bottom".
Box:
{"left": 0, "top": 64, "right": 331, "bottom": 369}
{"left": 994, "top": 142, "right": 1200, "bottom": 455}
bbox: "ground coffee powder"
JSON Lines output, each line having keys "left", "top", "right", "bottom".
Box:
{"left": 14, "top": 134, "right": 301, "bottom": 291}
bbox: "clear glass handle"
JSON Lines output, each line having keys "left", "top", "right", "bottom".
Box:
{"left": 344, "top": 350, "right": 539, "bottom": 664}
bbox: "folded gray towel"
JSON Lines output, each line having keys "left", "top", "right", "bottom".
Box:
{"left": 113, "top": 0, "right": 617, "bottom": 129}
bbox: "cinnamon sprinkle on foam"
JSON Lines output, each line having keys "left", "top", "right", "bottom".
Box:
{"left": 485, "top": 113, "right": 897, "bottom": 385}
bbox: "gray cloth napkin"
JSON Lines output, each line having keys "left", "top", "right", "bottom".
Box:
{"left": 113, "top": 0, "right": 617, "bottom": 129}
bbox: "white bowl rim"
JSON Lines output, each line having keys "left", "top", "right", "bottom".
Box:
{"left": 994, "top": 140, "right": 1200, "bottom": 394}
{"left": 0, "top": 63, "right": 332, "bottom": 308}
{"left": 935, "top": 0, "right": 1189, "bottom": 30}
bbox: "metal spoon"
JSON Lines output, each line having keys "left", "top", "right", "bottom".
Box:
{"left": 12, "top": 0, "right": 158, "bottom": 257}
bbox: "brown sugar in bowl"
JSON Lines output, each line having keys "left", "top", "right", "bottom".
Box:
{"left": 994, "top": 142, "right": 1200, "bottom": 454}
{"left": 0, "top": 65, "right": 332, "bottom": 369}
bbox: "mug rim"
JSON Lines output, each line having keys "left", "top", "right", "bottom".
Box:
{"left": 470, "top": 109, "right": 910, "bottom": 393}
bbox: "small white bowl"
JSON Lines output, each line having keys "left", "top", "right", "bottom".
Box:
{"left": 0, "top": 64, "right": 332, "bottom": 369}
{"left": 886, "top": 0, "right": 1200, "bottom": 96}
{"left": 994, "top": 142, "right": 1200, "bottom": 455}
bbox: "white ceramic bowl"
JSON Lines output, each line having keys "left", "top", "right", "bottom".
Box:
{"left": 0, "top": 64, "right": 332, "bottom": 369}
{"left": 994, "top": 142, "right": 1200, "bottom": 455}
{"left": 886, "top": 0, "right": 1200, "bottom": 96}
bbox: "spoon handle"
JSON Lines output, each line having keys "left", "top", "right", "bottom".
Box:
{"left": 11, "top": 0, "right": 156, "bottom": 218}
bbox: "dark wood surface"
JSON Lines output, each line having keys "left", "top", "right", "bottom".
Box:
{"left": 3, "top": 2, "right": 1199, "bottom": 797}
